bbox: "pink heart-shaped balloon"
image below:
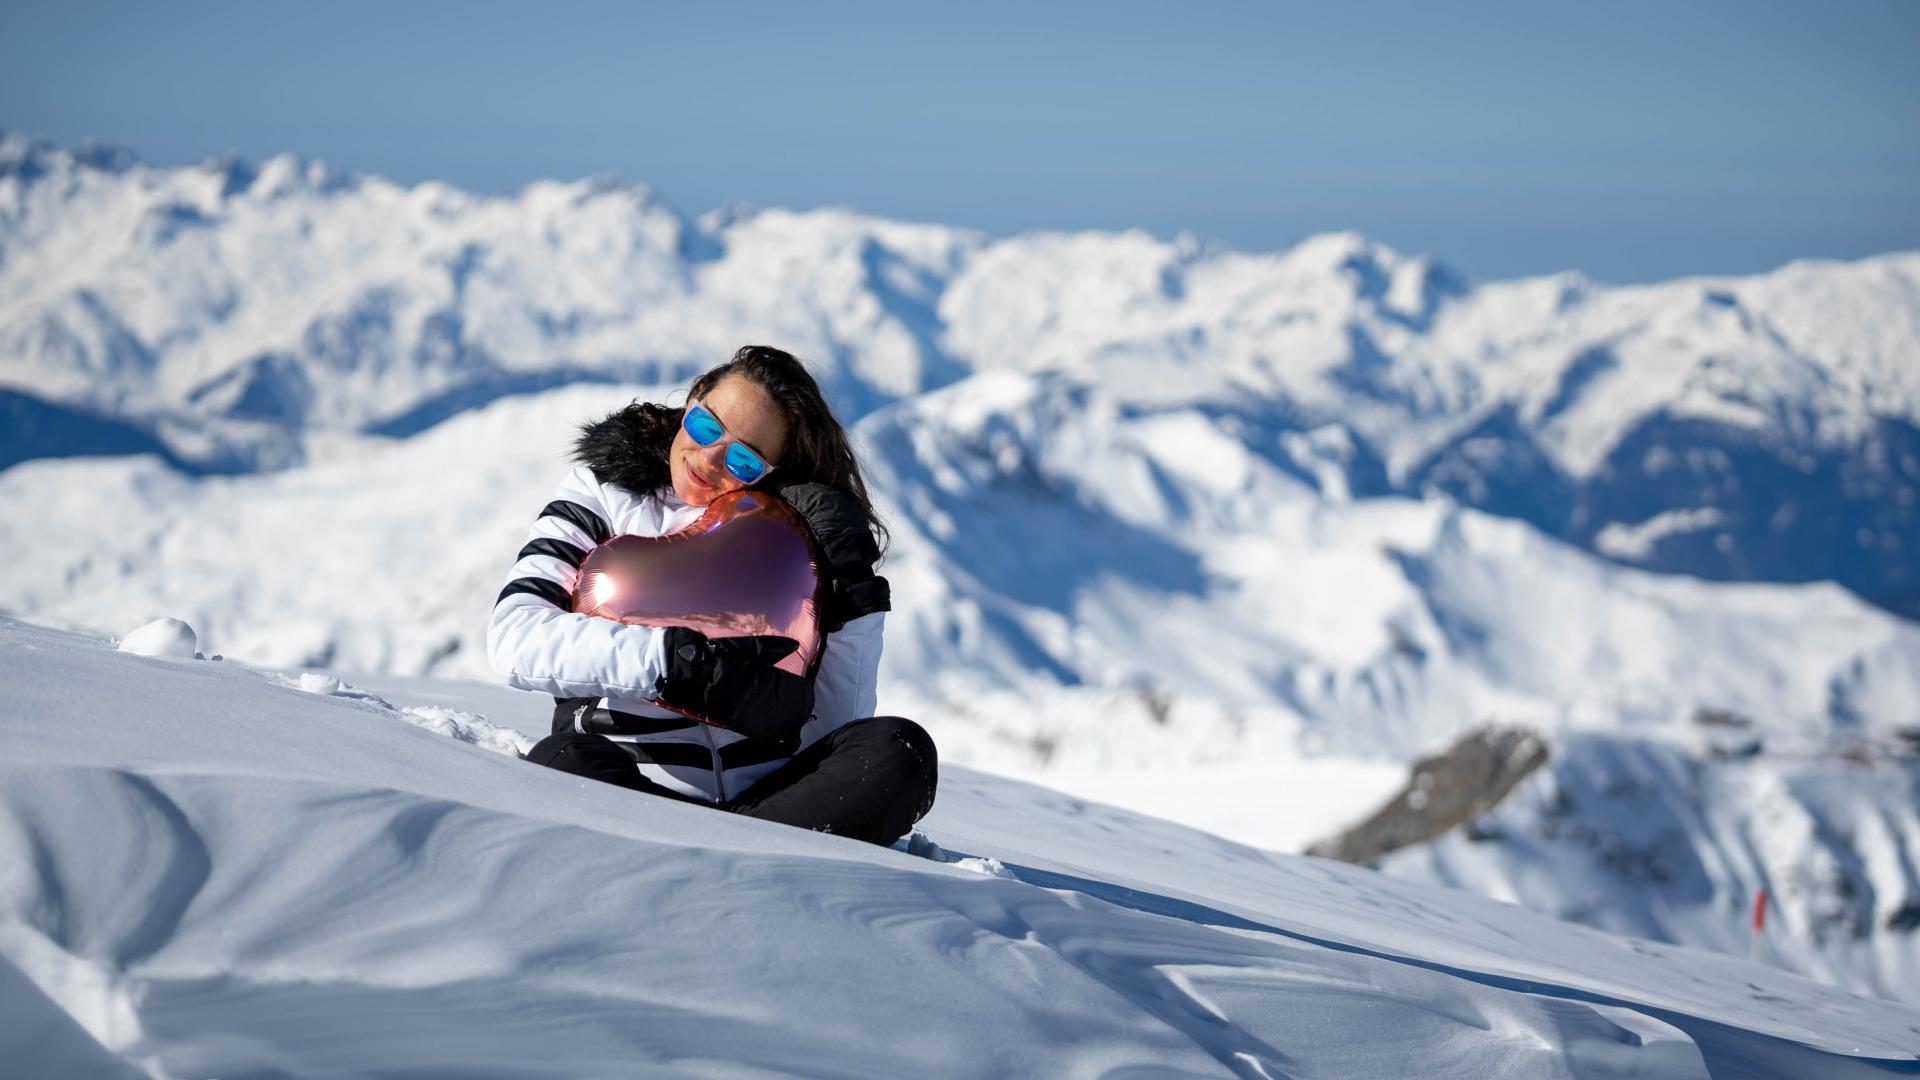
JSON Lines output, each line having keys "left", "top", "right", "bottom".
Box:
{"left": 570, "top": 490, "right": 824, "bottom": 680}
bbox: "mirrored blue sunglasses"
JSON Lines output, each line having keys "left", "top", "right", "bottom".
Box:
{"left": 683, "top": 402, "right": 775, "bottom": 484}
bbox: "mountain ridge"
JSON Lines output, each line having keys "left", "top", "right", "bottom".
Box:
{"left": 3, "top": 135, "right": 1915, "bottom": 612}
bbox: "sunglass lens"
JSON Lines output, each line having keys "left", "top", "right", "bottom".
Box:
{"left": 725, "top": 443, "right": 769, "bottom": 484}
{"left": 684, "top": 406, "right": 724, "bottom": 445}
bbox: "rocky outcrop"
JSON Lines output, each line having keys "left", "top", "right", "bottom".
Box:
{"left": 1308, "top": 725, "right": 1550, "bottom": 865}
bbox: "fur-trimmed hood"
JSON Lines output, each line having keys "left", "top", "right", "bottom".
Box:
{"left": 571, "top": 403, "right": 673, "bottom": 495}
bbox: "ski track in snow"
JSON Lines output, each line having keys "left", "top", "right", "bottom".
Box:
{"left": 3, "top": 618, "right": 1916, "bottom": 1077}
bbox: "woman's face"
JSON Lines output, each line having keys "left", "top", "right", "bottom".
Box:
{"left": 669, "top": 374, "right": 789, "bottom": 505}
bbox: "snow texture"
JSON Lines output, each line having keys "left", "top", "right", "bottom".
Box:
{"left": 2, "top": 617, "right": 1916, "bottom": 1077}
{"left": 114, "top": 617, "right": 197, "bottom": 660}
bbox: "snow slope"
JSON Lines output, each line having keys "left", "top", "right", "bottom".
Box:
{"left": 3, "top": 616, "right": 1916, "bottom": 1078}
{"left": 1380, "top": 729, "right": 1920, "bottom": 1007}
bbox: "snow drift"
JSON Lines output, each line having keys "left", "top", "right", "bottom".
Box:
{"left": 2, "top": 617, "right": 1916, "bottom": 1077}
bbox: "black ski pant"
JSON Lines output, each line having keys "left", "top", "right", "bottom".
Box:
{"left": 525, "top": 716, "right": 938, "bottom": 847}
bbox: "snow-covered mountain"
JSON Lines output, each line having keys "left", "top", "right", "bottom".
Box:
{"left": 7, "top": 372, "right": 1919, "bottom": 1004}
{"left": 5, "top": 617, "right": 1916, "bottom": 1077}
{"left": 4, "top": 136, "right": 1919, "bottom": 1010}
{"left": 2, "top": 134, "right": 1917, "bottom": 613}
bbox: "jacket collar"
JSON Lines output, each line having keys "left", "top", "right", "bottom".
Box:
{"left": 572, "top": 404, "right": 673, "bottom": 496}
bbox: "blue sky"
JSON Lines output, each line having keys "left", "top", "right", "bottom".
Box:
{"left": 4, "top": 1, "right": 1916, "bottom": 282}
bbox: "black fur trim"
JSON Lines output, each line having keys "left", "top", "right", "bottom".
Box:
{"left": 573, "top": 403, "right": 674, "bottom": 495}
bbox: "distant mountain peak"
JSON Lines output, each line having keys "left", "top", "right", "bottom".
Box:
{"left": 2, "top": 137, "right": 1916, "bottom": 615}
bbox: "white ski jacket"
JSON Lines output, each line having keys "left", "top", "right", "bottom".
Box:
{"left": 487, "top": 462, "right": 885, "bottom": 803}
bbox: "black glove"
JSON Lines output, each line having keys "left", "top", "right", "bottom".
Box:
{"left": 777, "top": 482, "right": 890, "bottom": 633}
{"left": 654, "top": 626, "right": 815, "bottom": 743}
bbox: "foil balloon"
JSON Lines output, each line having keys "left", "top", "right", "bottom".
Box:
{"left": 570, "top": 490, "right": 824, "bottom": 683}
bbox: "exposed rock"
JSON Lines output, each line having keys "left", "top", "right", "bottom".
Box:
{"left": 1308, "top": 724, "right": 1550, "bottom": 865}
{"left": 1692, "top": 706, "right": 1753, "bottom": 729}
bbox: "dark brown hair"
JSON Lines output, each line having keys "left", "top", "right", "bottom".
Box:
{"left": 574, "top": 345, "right": 887, "bottom": 556}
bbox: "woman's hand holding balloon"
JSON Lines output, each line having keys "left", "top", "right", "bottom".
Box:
{"left": 776, "top": 482, "right": 890, "bottom": 632}
{"left": 654, "top": 626, "right": 816, "bottom": 742}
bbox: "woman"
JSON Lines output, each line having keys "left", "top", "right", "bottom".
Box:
{"left": 487, "top": 345, "right": 936, "bottom": 846}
